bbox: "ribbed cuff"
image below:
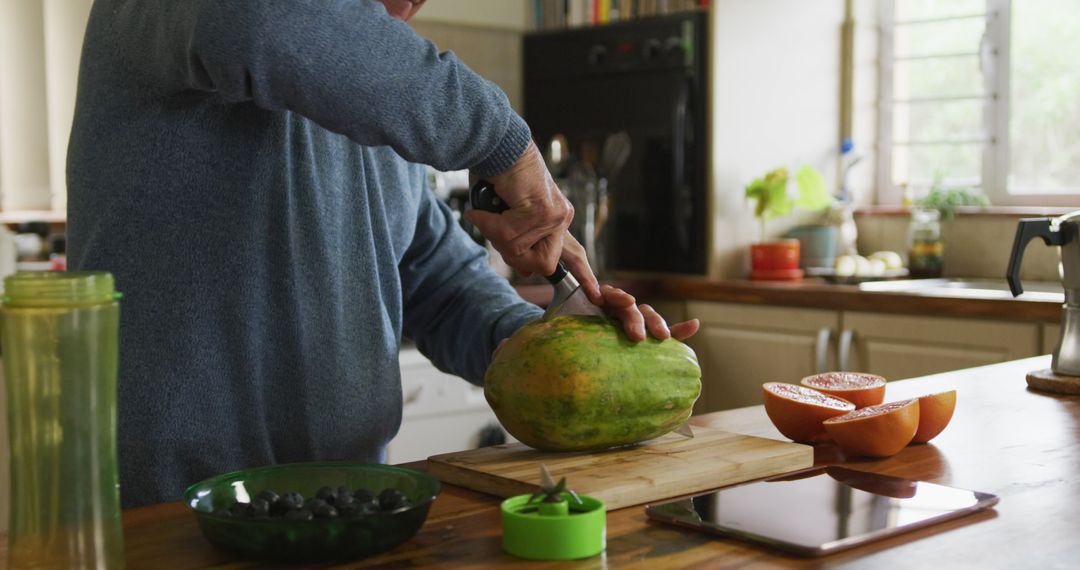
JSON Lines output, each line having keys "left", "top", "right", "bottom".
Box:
{"left": 469, "top": 113, "right": 532, "bottom": 177}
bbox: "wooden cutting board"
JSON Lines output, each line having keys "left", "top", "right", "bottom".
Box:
{"left": 427, "top": 426, "right": 812, "bottom": 510}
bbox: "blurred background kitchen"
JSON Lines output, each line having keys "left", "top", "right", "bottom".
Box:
{"left": 1, "top": 0, "right": 1078, "bottom": 530}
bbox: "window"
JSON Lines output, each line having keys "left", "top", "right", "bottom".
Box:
{"left": 878, "top": 0, "right": 1080, "bottom": 206}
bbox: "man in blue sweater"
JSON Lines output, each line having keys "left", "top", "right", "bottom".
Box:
{"left": 67, "top": 0, "right": 699, "bottom": 507}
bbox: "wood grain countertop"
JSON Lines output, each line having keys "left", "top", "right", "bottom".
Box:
{"left": 513, "top": 278, "right": 1062, "bottom": 323}
{"left": 657, "top": 278, "right": 1063, "bottom": 322}
{"left": 5, "top": 355, "right": 1076, "bottom": 568}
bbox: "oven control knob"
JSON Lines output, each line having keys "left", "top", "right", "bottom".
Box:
{"left": 664, "top": 36, "right": 684, "bottom": 56}
{"left": 587, "top": 44, "right": 608, "bottom": 65}
{"left": 643, "top": 38, "right": 663, "bottom": 60}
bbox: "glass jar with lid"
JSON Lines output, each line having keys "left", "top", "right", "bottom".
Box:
{"left": 908, "top": 208, "right": 944, "bottom": 278}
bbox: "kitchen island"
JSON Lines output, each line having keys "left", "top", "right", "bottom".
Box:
{"left": 3, "top": 355, "right": 1078, "bottom": 568}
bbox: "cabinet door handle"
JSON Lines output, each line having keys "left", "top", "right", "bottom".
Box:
{"left": 815, "top": 327, "right": 832, "bottom": 374}
{"left": 838, "top": 328, "right": 855, "bottom": 372}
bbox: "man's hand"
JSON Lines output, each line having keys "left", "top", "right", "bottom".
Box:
{"left": 492, "top": 285, "right": 699, "bottom": 359}
{"left": 595, "top": 285, "right": 700, "bottom": 342}
{"left": 464, "top": 141, "right": 602, "bottom": 303}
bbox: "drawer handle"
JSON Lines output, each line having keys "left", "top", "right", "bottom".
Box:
{"left": 838, "top": 329, "right": 855, "bottom": 372}
{"left": 815, "top": 327, "right": 832, "bottom": 374}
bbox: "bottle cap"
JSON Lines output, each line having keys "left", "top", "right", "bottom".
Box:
{"left": 3, "top": 271, "right": 121, "bottom": 307}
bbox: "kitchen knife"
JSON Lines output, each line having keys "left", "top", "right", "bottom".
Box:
{"left": 469, "top": 180, "right": 693, "bottom": 439}
{"left": 469, "top": 180, "right": 605, "bottom": 321}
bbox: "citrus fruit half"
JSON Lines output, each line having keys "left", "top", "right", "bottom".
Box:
{"left": 823, "top": 399, "right": 919, "bottom": 458}
{"left": 911, "top": 390, "right": 956, "bottom": 443}
{"left": 762, "top": 382, "right": 856, "bottom": 443}
{"left": 800, "top": 372, "right": 886, "bottom": 408}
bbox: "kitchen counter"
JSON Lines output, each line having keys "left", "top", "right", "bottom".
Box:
{"left": 6, "top": 355, "right": 1076, "bottom": 568}
{"left": 515, "top": 277, "right": 1062, "bottom": 322}
{"left": 658, "top": 278, "right": 1063, "bottom": 323}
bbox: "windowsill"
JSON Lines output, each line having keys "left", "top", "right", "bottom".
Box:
{"left": 854, "top": 205, "right": 1077, "bottom": 218}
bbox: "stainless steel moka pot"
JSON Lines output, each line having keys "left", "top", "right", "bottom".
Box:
{"left": 1007, "top": 210, "right": 1080, "bottom": 376}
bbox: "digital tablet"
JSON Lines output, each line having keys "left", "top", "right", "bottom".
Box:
{"left": 645, "top": 466, "right": 998, "bottom": 557}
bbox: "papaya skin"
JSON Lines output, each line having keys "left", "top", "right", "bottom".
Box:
{"left": 484, "top": 315, "right": 701, "bottom": 451}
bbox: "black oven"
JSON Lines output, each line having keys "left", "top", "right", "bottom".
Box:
{"left": 524, "top": 12, "right": 708, "bottom": 275}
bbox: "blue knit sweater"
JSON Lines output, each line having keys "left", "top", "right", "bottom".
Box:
{"left": 67, "top": 0, "right": 542, "bottom": 507}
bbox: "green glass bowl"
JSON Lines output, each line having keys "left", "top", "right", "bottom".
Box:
{"left": 183, "top": 462, "right": 440, "bottom": 562}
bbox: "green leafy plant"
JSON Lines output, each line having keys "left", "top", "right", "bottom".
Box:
{"left": 916, "top": 177, "right": 991, "bottom": 220}
{"left": 745, "top": 166, "right": 833, "bottom": 241}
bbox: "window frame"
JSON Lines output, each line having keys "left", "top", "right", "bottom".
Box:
{"left": 877, "top": 0, "right": 1080, "bottom": 208}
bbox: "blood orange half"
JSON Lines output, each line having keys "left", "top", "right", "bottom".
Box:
{"left": 912, "top": 390, "right": 956, "bottom": 443}
{"left": 762, "top": 382, "right": 856, "bottom": 443}
{"left": 823, "top": 399, "right": 919, "bottom": 458}
{"left": 800, "top": 372, "right": 886, "bottom": 409}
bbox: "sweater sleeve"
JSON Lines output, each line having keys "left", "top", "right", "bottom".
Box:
{"left": 124, "top": 0, "right": 529, "bottom": 176}
{"left": 399, "top": 185, "right": 542, "bottom": 385}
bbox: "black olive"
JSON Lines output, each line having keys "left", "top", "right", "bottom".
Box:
{"left": 337, "top": 504, "right": 357, "bottom": 518}
{"left": 277, "top": 491, "right": 304, "bottom": 512}
{"left": 255, "top": 489, "right": 279, "bottom": 504}
{"left": 355, "top": 502, "right": 379, "bottom": 516}
{"left": 337, "top": 485, "right": 352, "bottom": 500}
{"left": 315, "top": 486, "right": 337, "bottom": 504}
{"left": 229, "top": 501, "right": 249, "bottom": 517}
{"left": 247, "top": 498, "right": 271, "bottom": 518}
{"left": 338, "top": 495, "right": 355, "bottom": 509}
{"left": 378, "top": 489, "right": 408, "bottom": 511}
{"left": 313, "top": 503, "right": 338, "bottom": 519}
{"left": 353, "top": 488, "right": 376, "bottom": 506}
{"left": 284, "top": 509, "right": 314, "bottom": 521}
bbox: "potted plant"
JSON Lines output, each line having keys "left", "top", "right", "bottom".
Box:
{"left": 744, "top": 166, "right": 833, "bottom": 280}
{"left": 500, "top": 465, "right": 605, "bottom": 560}
{"left": 908, "top": 178, "right": 991, "bottom": 278}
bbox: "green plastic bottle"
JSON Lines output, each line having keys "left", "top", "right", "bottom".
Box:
{"left": 3, "top": 272, "right": 125, "bottom": 569}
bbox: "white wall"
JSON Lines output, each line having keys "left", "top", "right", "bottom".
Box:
{"left": 0, "top": 0, "right": 93, "bottom": 214}
{"left": 43, "top": 0, "right": 94, "bottom": 212}
{"left": 0, "top": 0, "right": 52, "bottom": 212}
{"left": 412, "top": 0, "right": 531, "bottom": 31}
{"left": 707, "top": 0, "right": 864, "bottom": 277}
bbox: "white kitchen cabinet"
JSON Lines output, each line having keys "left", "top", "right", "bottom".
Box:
{"left": 841, "top": 312, "right": 1041, "bottom": 381}
{"left": 386, "top": 347, "right": 512, "bottom": 464}
{"left": 686, "top": 301, "right": 839, "bottom": 413}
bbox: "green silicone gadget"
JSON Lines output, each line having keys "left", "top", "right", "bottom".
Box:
{"left": 500, "top": 492, "right": 606, "bottom": 560}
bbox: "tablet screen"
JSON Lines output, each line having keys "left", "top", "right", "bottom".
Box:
{"left": 646, "top": 466, "right": 997, "bottom": 556}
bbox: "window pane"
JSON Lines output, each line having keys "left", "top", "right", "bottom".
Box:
{"left": 896, "top": 0, "right": 986, "bottom": 21}
{"left": 895, "top": 18, "right": 986, "bottom": 58}
{"left": 893, "top": 100, "right": 986, "bottom": 143}
{"left": 892, "top": 144, "right": 983, "bottom": 193}
{"left": 893, "top": 56, "right": 985, "bottom": 100}
{"left": 1009, "top": 0, "right": 1080, "bottom": 194}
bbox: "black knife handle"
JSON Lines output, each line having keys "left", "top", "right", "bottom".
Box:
{"left": 469, "top": 179, "right": 508, "bottom": 213}
{"left": 469, "top": 179, "right": 567, "bottom": 285}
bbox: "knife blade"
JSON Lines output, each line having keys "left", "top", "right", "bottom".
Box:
{"left": 469, "top": 180, "right": 604, "bottom": 320}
